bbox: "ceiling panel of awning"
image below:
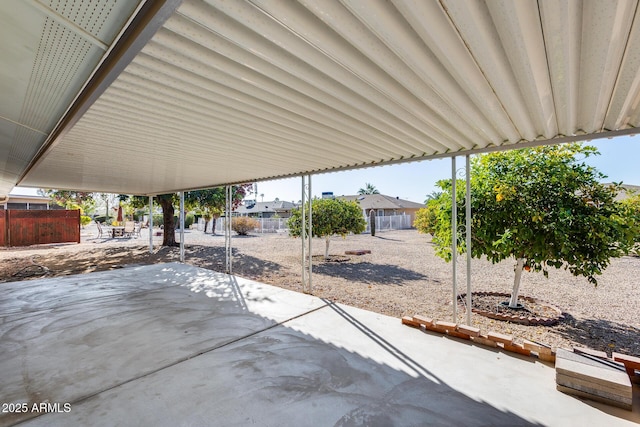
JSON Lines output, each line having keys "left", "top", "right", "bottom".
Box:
{"left": 5, "top": 0, "right": 640, "bottom": 196}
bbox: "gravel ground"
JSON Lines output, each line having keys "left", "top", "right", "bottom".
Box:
{"left": 1, "top": 225, "right": 638, "bottom": 356}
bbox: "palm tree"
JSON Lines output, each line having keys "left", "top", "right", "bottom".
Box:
{"left": 424, "top": 191, "right": 443, "bottom": 202}
{"left": 357, "top": 183, "right": 380, "bottom": 195}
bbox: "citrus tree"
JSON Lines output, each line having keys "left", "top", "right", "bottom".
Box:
{"left": 288, "top": 198, "right": 366, "bottom": 260}
{"left": 417, "top": 144, "right": 640, "bottom": 308}
{"left": 620, "top": 192, "right": 640, "bottom": 256}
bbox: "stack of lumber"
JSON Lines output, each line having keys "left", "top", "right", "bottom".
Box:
{"left": 555, "top": 348, "right": 632, "bottom": 410}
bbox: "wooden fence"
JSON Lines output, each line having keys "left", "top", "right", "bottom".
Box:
{"left": 1, "top": 209, "right": 80, "bottom": 247}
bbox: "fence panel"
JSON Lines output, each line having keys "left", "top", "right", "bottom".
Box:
{"left": 6, "top": 209, "right": 80, "bottom": 246}
{"left": 203, "top": 214, "right": 412, "bottom": 235}
{"left": 364, "top": 214, "right": 413, "bottom": 233}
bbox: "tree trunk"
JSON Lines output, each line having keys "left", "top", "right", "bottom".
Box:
{"left": 325, "top": 236, "right": 330, "bottom": 260}
{"left": 509, "top": 258, "right": 525, "bottom": 308}
{"left": 203, "top": 218, "right": 210, "bottom": 233}
{"left": 211, "top": 216, "right": 218, "bottom": 235}
{"left": 159, "top": 198, "right": 177, "bottom": 246}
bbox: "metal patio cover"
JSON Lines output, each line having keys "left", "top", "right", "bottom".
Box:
{"left": 1, "top": 0, "right": 639, "bottom": 197}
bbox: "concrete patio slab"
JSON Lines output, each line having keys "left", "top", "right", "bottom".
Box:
{"left": 1, "top": 263, "right": 638, "bottom": 426}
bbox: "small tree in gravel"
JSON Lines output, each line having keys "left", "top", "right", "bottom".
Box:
{"left": 288, "top": 198, "right": 366, "bottom": 260}
{"left": 422, "top": 144, "right": 640, "bottom": 308}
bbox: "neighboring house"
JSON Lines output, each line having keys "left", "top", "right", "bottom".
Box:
{"left": 235, "top": 200, "right": 297, "bottom": 218}
{"left": 339, "top": 194, "right": 425, "bottom": 223}
{"left": 0, "top": 193, "right": 59, "bottom": 210}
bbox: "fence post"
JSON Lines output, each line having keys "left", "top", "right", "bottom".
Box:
{"left": 77, "top": 209, "right": 81, "bottom": 243}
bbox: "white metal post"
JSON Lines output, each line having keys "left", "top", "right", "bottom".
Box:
{"left": 451, "top": 157, "right": 457, "bottom": 323}
{"left": 301, "top": 177, "right": 305, "bottom": 291}
{"left": 225, "top": 185, "right": 232, "bottom": 274}
{"left": 149, "top": 196, "right": 153, "bottom": 253}
{"left": 179, "top": 191, "right": 185, "bottom": 263}
{"left": 307, "top": 175, "right": 312, "bottom": 293}
{"left": 466, "top": 155, "right": 472, "bottom": 325}
{"left": 301, "top": 175, "right": 312, "bottom": 294}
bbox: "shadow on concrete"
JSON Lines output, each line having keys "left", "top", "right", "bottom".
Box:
{"left": 312, "top": 261, "right": 427, "bottom": 285}
{"left": 553, "top": 314, "right": 640, "bottom": 356}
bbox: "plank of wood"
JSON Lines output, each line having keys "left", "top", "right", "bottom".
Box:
{"left": 555, "top": 349, "right": 631, "bottom": 392}
{"left": 487, "top": 331, "right": 513, "bottom": 345}
{"left": 412, "top": 315, "right": 433, "bottom": 327}
{"left": 401, "top": 316, "right": 420, "bottom": 328}
{"left": 458, "top": 324, "right": 480, "bottom": 337}
{"left": 556, "top": 372, "right": 632, "bottom": 399}
{"left": 556, "top": 384, "right": 632, "bottom": 411}
{"left": 613, "top": 352, "right": 640, "bottom": 370}
{"left": 574, "top": 346, "right": 607, "bottom": 359}
{"left": 345, "top": 250, "right": 371, "bottom": 255}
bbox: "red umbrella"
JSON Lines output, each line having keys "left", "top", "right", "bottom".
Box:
{"left": 117, "top": 205, "right": 123, "bottom": 223}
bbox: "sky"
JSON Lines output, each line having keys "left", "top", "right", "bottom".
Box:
{"left": 10, "top": 134, "right": 640, "bottom": 203}
{"left": 252, "top": 134, "right": 640, "bottom": 204}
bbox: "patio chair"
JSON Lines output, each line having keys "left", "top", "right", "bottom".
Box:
{"left": 96, "top": 221, "right": 113, "bottom": 238}
{"left": 123, "top": 221, "right": 136, "bottom": 238}
{"left": 132, "top": 222, "right": 142, "bottom": 238}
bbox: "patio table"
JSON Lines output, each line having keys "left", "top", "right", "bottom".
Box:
{"left": 112, "top": 227, "right": 125, "bottom": 238}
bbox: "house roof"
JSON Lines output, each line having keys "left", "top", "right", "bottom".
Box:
{"left": 340, "top": 194, "right": 425, "bottom": 211}
{"left": 2, "top": 1, "right": 640, "bottom": 197}
{"left": 3, "top": 194, "right": 50, "bottom": 204}
{"left": 611, "top": 184, "right": 640, "bottom": 201}
{"left": 235, "top": 200, "right": 296, "bottom": 215}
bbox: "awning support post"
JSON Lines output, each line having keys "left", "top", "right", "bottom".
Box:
{"left": 465, "top": 155, "right": 472, "bottom": 325}
{"left": 301, "top": 175, "right": 312, "bottom": 294}
{"left": 148, "top": 195, "right": 153, "bottom": 254}
{"left": 225, "top": 185, "right": 232, "bottom": 274}
{"left": 451, "top": 157, "right": 457, "bottom": 323}
{"left": 179, "top": 191, "right": 185, "bottom": 263}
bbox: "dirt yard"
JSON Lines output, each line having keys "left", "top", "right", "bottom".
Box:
{"left": 1, "top": 225, "right": 638, "bottom": 356}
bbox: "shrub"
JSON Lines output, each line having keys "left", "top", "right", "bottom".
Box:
{"left": 232, "top": 217, "right": 259, "bottom": 235}
{"left": 153, "top": 214, "right": 164, "bottom": 227}
{"left": 80, "top": 215, "right": 92, "bottom": 227}
{"left": 93, "top": 215, "right": 112, "bottom": 224}
{"left": 414, "top": 199, "right": 440, "bottom": 235}
{"left": 185, "top": 213, "right": 195, "bottom": 228}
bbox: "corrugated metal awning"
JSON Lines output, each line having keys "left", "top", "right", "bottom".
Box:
{"left": 4, "top": 0, "right": 640, "bottom": 196}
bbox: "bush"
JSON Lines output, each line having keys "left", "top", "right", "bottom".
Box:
{"left": 80, "top": 215, "right": 92, "bottom": 227}
{"left": 414, "top": 199, "right": 440, "bottom": 235}
{"left": 93, "top": 215, "right": 112, "bottom": 224}
{"left": 232, "top": 217, "right": 259, "bottom": 235}
{"left": 153, "top": 214, "right": 164, "bottom": 227}
{"left": 185, "top": 213, "right": 195, "bottom": 228}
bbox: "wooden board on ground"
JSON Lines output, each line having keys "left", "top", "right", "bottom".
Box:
{"left": 345, "top": 250, "right": 371, "bottom": 255}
